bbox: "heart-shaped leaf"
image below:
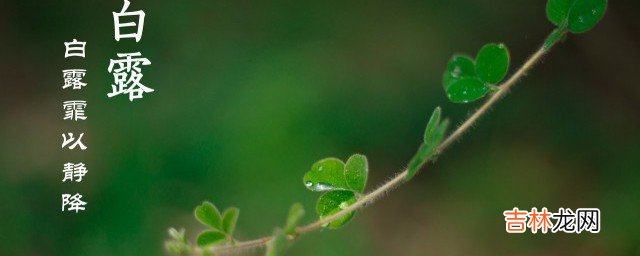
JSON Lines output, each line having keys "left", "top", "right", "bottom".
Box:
{"left": 303, "top": 158, "right": 349, "bottom": 192}
{"left": 546, "top": 0, "right": 607, "bottom": 34}
{"left": 475, "top": 43, "right": 510, "bottom": 84}
{"left": 344, "top": 154, "right": 368, "bottom": 193}
{"left": 196, "top": 230, "right": 226, "bottom": 247}
{"left": 222, "top": 207, "right": 239, "bottom": 235}
{"left": 446, "top": 77, "right": 488, "bottom": 103}
{"left": 284, "top": 203, "right": 305, "bottom": 235}
{"left": 195, "top": 202, "right": 222, "bottom": 230}
{"left": 316, "top": 190, "right": 356, "bottom": 229}
{"left": 442, "top": 55, "right": 476, "bottom": 90}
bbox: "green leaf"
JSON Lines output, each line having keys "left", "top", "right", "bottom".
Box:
{"left": 165, "top": 228, "right": 188, "bottom": 255}
{"left": 431, "top": 119, "right": 449, "bottom": 148}
{"left": 446, "top": 77, "right": 489, "bottom": 103}
{"left": 195, "top": 202, "right": 223, "bottom": 230}
{"left": 423, "top": 107, "right": 441, "bottom": 144}
{"left": 546, "top": 0, "right": 607, "bottom": 34}
{"left": 196, "top": 230, "right": 226, "bottom": 247}
{"left": 284, "top": 203, "right": 305, "bottom": 235}
{"left": 442, "top": 55, "right": 476, "bottom": 90}
{"left": 303, "top": 158, "right": 349, "bottom": 192}
{"left": 406, "top": 118, "right": 449, "bottom": 181}
{"left": 344, "top": 154, "right": 368, "bottom": 193}
{"left": 222, "top": 207, "right": 239, "bottom": 235}
{"left": 475, "top": 43, "right": 510, "bottom": 84}
{"left": 568, "top": 0, "right": 607, "bottom": 33}
{"left": 265, "top": 228, "right": 288, "bottom": 256}
{"left": 405, "top": 143, "right": 436, "bottom": 181}
{"left": 316, "top": 190, "right": 357, "bottom": 229}
{"left": 546, "top": 0, "right": 573, "bottom": 26}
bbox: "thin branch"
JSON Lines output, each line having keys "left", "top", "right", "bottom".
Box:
{"left": 198, "top": 33, "right": 556, "bottom": 255}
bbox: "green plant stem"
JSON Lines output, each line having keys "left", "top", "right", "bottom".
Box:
{"left": 196, "top": 33, "right": 556, "bottom": 256}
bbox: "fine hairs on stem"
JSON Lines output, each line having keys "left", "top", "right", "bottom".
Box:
{"left": 166, "top": 1, "right": 608, "bottom": 254}
{"left": 198, "top": 42, "right": 551, "bottom": 256}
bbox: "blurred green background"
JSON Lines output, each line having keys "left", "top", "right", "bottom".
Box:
{"left": 1, "top": 1, "right": 639, "bottom": 255}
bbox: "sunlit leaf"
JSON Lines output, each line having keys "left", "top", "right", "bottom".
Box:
{"left": 284, "top": 203, "right": 305, "bottom": 235}
{"left": 222, "top": 207, "right": 239, "bottom": 235}
{"left": 303, "top": 158, "right": 349, "bottom": 192}
{"left": 316, "top": 190, "right": 356, "bottom": 229}
{"left": 446, "top": 77, "right": 488, "bottom": 103}
{"left": 195, "top": 202, "right": 222, "bottom": 230}
{"left": 344, "top": 154, "right": 368, "bottom": 193}
{"left": 442, "top": 55, "right": 476, "bottom": 90}
{"left": 196, "top": 230, "right": 226, "bottom": 247}
{"left": 475, "top": 43, "right": 510, "bottom": 84}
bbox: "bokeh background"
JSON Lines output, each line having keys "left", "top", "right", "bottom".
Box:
{"left": 1, "top": 1, "right": 639, "bottom": 255}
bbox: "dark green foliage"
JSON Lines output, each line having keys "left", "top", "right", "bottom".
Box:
{"left": 443, "top": 44, "right": 510, "bottom": 103}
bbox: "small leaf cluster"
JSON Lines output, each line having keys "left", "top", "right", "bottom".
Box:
{"left": 194, "top": 202, "right": 239, "bottom": 247}
{"left": 405, "top": 107, "right": 449, "bottom": 181}
{"left": 165, "top": 228, "right": 192, "bottom": 256}
{"left": 302, "top": 154, "right": 368, "bottom": 228}
{"left": 265, "top": 203, "right": 306, "bottom": 256}
{"left": 544, "top": 0, "right": 607, "bottom": 49}
{"left": 443, "top": 43, "right": 510, "bottom": 103}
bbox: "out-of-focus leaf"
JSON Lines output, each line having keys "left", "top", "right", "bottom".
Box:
{"left": 222, "top": 207, "right": 239, "bottom": 235}
{"left": 344, "top": 154, "right": 368, "bottom": 193}
{"left": 284, "top": 203, "right": 305, "bottom": 235}
{"left": 316, "top": 190, "right": 357, "bottom": 229}
{"left": 196, "top": 230, "right": 226, "bottom": 247}
{"left": 195, "top": 202, "right": 222, "bottom": 230}
{"left": 265, "top": 228, "right": 287, "bottom": 256}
